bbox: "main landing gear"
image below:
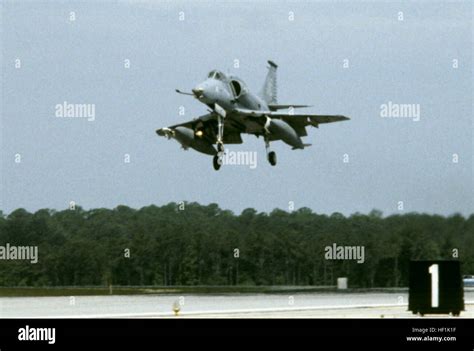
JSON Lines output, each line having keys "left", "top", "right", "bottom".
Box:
{"left": 211, "top": 105, "right": 278, "bottom": 169}
{"left": 265, "top": 136, "right": 277, "bottom": 166}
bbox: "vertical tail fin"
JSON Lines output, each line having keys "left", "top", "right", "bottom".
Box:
{"left": 259, "top": 60, "right": 278, "bottom": 104}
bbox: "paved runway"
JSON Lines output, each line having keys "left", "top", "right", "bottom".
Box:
{"left": 1, "top": 290, "right": 473, "bottom": 318}
{"left": 171, "top": 305, "right": 474, "bottom": 318}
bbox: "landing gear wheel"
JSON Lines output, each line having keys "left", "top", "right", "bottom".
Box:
{"left": 268, "top": 151, "right": 277, "bottom": 166}
{"left": 213, "top": 155, "right": 221, "bottom": 171}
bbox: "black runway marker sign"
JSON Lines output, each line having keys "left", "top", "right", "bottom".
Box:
{"left": 409, "top": 260, "right": 464, "bottom": 316}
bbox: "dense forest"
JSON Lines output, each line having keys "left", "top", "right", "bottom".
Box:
{"left": 0, "top": 203, "right": 473, "bottom": 288}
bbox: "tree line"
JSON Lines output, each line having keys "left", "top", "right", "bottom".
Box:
{"left": 0, "top": 203, "right": 472, "bottom": 287}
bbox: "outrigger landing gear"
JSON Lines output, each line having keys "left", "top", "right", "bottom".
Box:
{"left": 265, "top": 136, "right": 277, "bottom": 166}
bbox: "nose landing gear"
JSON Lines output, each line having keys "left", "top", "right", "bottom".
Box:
{"left": 211, "top": 104, "right": 227, "bottom": 171}
{"left": 213, "top": 154, "right": 222, "bottom": 170}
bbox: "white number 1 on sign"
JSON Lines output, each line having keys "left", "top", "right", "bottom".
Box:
{"left": 428, "top": 264, "right": 439, "bottom": 308}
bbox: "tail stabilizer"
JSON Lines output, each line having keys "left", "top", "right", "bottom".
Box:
{"left": 260, "top": 60, "right": 278, "bottom": 104}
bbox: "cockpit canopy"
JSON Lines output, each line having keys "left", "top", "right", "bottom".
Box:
{"left": 207, "top": 70, "right": 227, "bottom": 81}
{"left": 228, "top": 76, "right": 248, "bottom": 98}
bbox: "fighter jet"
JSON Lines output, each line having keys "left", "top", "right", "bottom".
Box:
{"left": 156, "top": 60, "right": 349, "bottom": 170}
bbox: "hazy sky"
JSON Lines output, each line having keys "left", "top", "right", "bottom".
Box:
{"left": 1, "top": 1, "right": 472, "bottom": 216}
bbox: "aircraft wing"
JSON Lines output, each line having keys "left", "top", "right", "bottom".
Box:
{"left": 233, "top": 108, "right": 349, "bottom": 136}
{"left": 234, "top": 108, "right": 349, "bottom": 125}
{"left": 156, "top": 113, "right": 216, "bottom": 135}
{"left": 268, "top": 104, "right": 311, "bottom": 111}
